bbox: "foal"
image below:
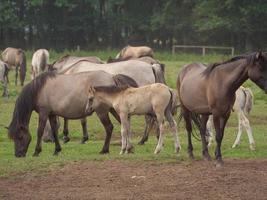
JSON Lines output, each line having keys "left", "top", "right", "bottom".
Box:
{"left": 86, "top": 83, "right": 181, "bottom": 154}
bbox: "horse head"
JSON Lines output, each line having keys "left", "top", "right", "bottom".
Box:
{"left": 248, "top": 51, "right": 267, "bottom": 92}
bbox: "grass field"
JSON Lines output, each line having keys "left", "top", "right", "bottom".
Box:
{"left": 0, "top": 51, "right": 267, "bottom": 177}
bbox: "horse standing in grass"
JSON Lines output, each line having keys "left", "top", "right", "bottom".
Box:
{"left": 1, "top": 47, "right": 27, "bottom": 86}
{"left": 8, "top": 71, "right": 137, "bottom": 157}
{"left": 115, "top": 45, "right": 154, "bottom": 59}
{"left": 85, "top": 83, "right": 181, "bottom": 154}
{"left": 207, "top": 86, "right": 255, "bottom": 150}
{"left": 31, "top": 49, "right": 49, "bottom": 79}
{"left": 0, "top": 60, "right": 9, "bottom": 96}
{"left": 52, "top": 60, "right": 165, "bottom": 143}
{"left": 177, "top": 52, "right": 267, "bottom": 167}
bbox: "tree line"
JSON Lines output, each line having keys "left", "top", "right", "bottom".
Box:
{"left": 0, "top": 0, "right": 266, "bottom": 53}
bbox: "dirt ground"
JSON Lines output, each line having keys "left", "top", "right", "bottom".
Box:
{"left": 0, "top": 159, "right": 267, "bottom": 200}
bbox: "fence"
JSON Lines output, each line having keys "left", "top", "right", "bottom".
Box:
{"left": 172, "top": 45, "right": 235, "bottom": 56}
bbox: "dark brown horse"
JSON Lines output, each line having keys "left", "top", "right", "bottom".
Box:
{"left": 8, "top": 71, "right": 137, "bottom": 157}
{"left": 1, "top": 47, "right": 27, "bottom": 86}
{"left": 177, "top": 52, "right": 267, "bottom": 167}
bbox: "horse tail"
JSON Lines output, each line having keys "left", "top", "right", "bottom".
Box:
{"left": 8, "top": 71, "right": 56, "bottom": 140}
{"left": 243, "top": 87, "right": 254, "bottom": 115}
{"left": 113, "top": 74, "right": 138, "bottom": 88}
{"left": 40, "top": 51, "right": 47, "bottom": 72}
{"left": 152, "top": 64, "right": 166, "bottom": 84}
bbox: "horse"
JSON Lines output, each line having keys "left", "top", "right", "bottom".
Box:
{"left": 31, "top": 49, "right": 49, "bottom": 80}
{"left": 51, "top": 55, "right": 104, "bottom": 72}
{"left": 0, "top": 60, "right": 9, "bottom": 96}
{"left": 115, "top": 45, "right": 154, "bottom": 59}
{"left": 85, "top": 83, "right": 181, "bottom": 154}
{"left": 54, "top": 60, "right": 166, "bottom": 144}
{"left": 206, "top": 86, "right": 255, "bottom": 150}
{"left": 177, "top": 52, "right": 267, "bottom": 167}
{"left": 7, "top": 70, "right": 137, "bottom": 157}
{"left": 138, "top": 88, "right": 179, "bottom": 145}
{"left": 1, "top": 47, "right": 27, "bottom": 86}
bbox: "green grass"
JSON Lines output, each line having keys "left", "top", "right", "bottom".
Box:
{"left": 0, "top": 51, "right": 267, "bottom": 177}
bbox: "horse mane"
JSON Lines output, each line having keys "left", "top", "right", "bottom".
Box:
{"left": 203, "top": 53, "right": 257, "bottom": 75}
{"left": 56, "top": 54, "right": 70, "bottom": 63}
{"left": 107, "top": 56, "right": 132, "bottom": 63}
{"left": 8, "top": 71, "right": 56, "bottom": 139}
{"left": 113, "top": 74, "right": 138, "bottom": 88}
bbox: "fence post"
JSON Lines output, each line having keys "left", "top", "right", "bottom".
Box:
{"left": 231, "top": 47, "right": 234, "bottom": 56}
{"left": 202, "top": 47, "right": 206, "bottom": 56}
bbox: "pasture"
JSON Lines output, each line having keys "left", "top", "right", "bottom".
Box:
{"left": 0, "top": 51, "right": 267, "bottom": 199}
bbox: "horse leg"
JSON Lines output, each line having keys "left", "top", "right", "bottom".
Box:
{"left": 206, "top": 116, "right": 214, "bottom": 147}
{"left": 126, "top": 116, "right": 134, "bottom": 154}
{"left": 62, "top": 118, "right": 70, "bottom": 143}
{"left": 154, "top": 117, "right": 164, "bottom": 154}
{"left": 96, "top": 111, "right": 113, "bottom": 154}
{"left": 33, "top": 113, "right": 48, "bottom": 156}
{"left": 119, "top": 113, "right": 128, "bottom": 154}
{"left": 213, "top": 113, "right": 230, "bottom": 167}
{"left": 19, "top": 65, "right": 25, "bottom": 86}
{"left": 182, "top": 106, "right": 194, "bottom": 159}
{"left": 232, "top": 113, "right": 243, "bottom": 148}
{"left": 15, "top": 66, "right": 18, "bottom": 86}
{"left": 241, "top": 112, "right": 255, "bottom": 150}
{"left": 49, "top": 115, "right": 62, "bottom": 155}
{"left": 80, "top": 118, "right": 89, "bottom": 144}
{"left": 165, "top": 110, "right": 181, "bottom": 154}
{"left": 200, "top": 114, "right": 211, "bottom": 161}
{"left": 2, "top": 76, "right": 8, "bottom": 97}
{"left": 109, "top": 108, "right": 121, "bottom": 123}
{"left": 138, "top": 115, "right": 153, "bottom": 145}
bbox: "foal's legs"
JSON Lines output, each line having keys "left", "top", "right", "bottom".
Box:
{"left": 119, "top": 113, "right": 129, "bottom": 154}
{"left": 33, "top": 113, "right": 48, "bottom": 156}
{"left": 199, "top": 114, "right": 211, "bottom": 161}
{"left": 154, "top": 112, "right": 165, "bottom": 154}
{"left": 96, "top": 111, "right": 114, "bottom": 154}
{"left": 213, "top": 113, "right": 230, "bottom": 167}
{"left": 165, "top": 109, "right": 181, "bottom": 153}
{"left": 126, "top": 116, "right": 134, "bottom": 153}
{"left": 232, "top": 113, "right": 243, "bottom": 148}
{"left": 49, "top": 115, "right": 62, "bottom": 155}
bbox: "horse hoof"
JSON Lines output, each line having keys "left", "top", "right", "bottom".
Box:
{"left": 80, "top": 137, "right": 89, "bottom": 144}
{"left": 175, "top": 146, "right": 181, "bottom": 154}
{"left": 215, "top": 160, "right": 224, "bottom": 168}
{"left": 63, "top": 137, "right": 70, "bottom": 144}
{"left": 250, "top": 144, "right": 256, "bottom": 151}
{"left": 154, "top": 148, "right": 161, "bottom": 154}
{"left": 33, "top": 152, "right": 39, "bottom": 157}
{"left": 138, "top": 141, "right": 145, "bottom": 145}
{"left": 99, "top": 150, "right": 109, "bottom": 154}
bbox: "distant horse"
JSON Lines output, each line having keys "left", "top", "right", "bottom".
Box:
{"left": 177, "top": 52, "right": 267, "bottom": 167}
{"left": 138, "top": 89, "right": 179, "bottom": 145}
{"left": 31, "top": 49, "right": 49, "bottom": 79}
{"left": 115, "top": 45, "right": 154, "bottom": 59}
{"left": 8, "top": 71, "right": 137, "bottom": 157}
{"left": 207, "top": 86, "right": 255, "bottom": 150}
{"left": 51, "top": 55, "right": 104, "bottom": 72}
{"left": 54, "top": 60, "right": 165, "bottom": 144}
{"left": 0, "top": 60, "right": 8, "bottom": 96}
{"left": 1, "top": 47, "right": 27, "bottom": 86}
{"left": 85, "top": 83, "right": 181, "bottom": 154}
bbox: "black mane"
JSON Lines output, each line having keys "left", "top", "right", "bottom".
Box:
{"left": 8, "top": 71, "right": 56, "bottom": 139}
{"left": 203, "top": 52, "right": 257, "bottom": 75}
{"left": 94, "top": 85, "right": 130, "bottom": 93}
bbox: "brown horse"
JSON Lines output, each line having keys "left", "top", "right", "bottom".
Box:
{"left": 1, "top": 47, "right": 27, "bottom": 86}
{"left": 177, "top": 52, "right": 267, "bottom": 167}
{"left": 115, "top": 45, "right": 154, "bottom": 59}
{"left": 8, "top": 71, "right": 137, "bottom": 157}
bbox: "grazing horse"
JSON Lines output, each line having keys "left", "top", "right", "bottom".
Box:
{"left": 8, "top": 71, "right": 137, "bottom": 157}
{"left": 85, "top": 83, "right": 181, "bottom": 154}
{"left": 0, "top": 60, "right": 9, "bottom": 96}
{"left": 115, "top": 45, "right": 154, "bottom": 59}
{"left": 31, "top": 49, "right": 49, "bottom": 79}
{"left": 1, "top": 47, "right": 27, "bottom": 86}
{"left": 177, "top": 52, "right": 267, "bottom": 167}
{"left": 207, "top": 86, "right": 255, "bottom": 150}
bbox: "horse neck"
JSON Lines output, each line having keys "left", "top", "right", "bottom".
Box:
{"left": 214, "top": 59, "right": 249, "bottom": 95}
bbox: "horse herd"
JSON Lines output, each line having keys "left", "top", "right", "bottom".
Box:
{"left": 2, "top": 45, "right": 267, "bottom": 167}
